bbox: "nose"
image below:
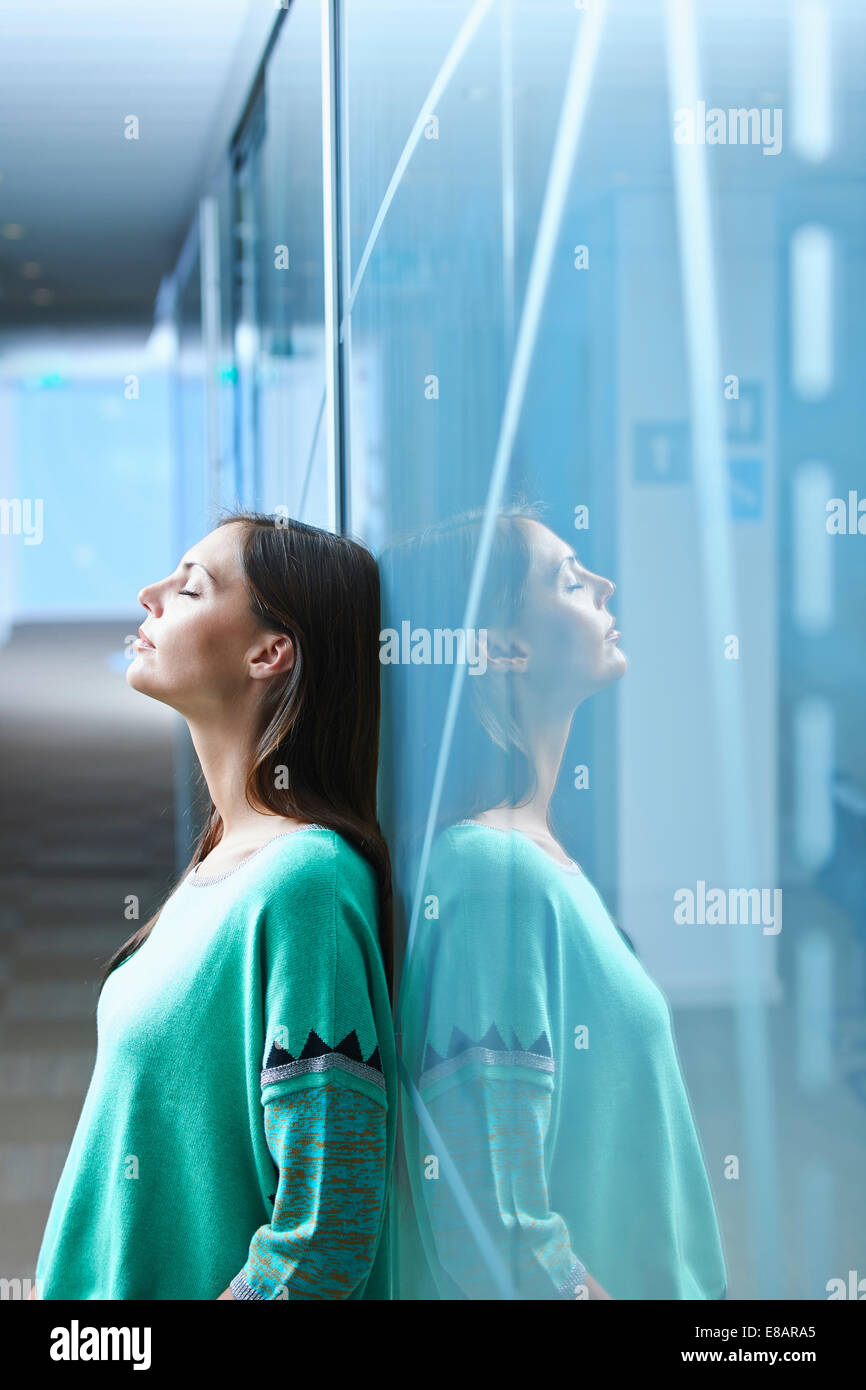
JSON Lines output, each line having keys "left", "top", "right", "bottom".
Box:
{"left": 137, "top": 580, "right": 161, "bottom": 615}
{"left": 592, "top": 572, "right": 615, "bottom": 605}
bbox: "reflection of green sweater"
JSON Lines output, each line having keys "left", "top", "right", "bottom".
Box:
{"left": 397, "top": 822, "right": 727, "bottom": 1300}
{"left": 35, "top": 828, "right": 396, "bottom": 1300}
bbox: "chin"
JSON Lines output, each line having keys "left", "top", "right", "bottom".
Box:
{"left": 596, "top": 648, "right": 627, "bottom": 689}
{"left": 127, "top": 665, "right": 188, "bottom": 717}
{"left": 126, "top": 659, "right": 158, "bottom": 696}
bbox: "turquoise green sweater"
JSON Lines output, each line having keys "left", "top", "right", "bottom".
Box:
{"left": 396, "top": 822, "right": 728, "bottom": 1300}
{"left": 35, "top": 827, "right": 396, "bottom": 1300}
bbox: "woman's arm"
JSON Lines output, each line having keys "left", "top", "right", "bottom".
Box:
{"left": 420, "top": 1069, "right": 610, "bottom": 1299}
{"left": 223, "top": 1079, "right": 387, "bottom": 1301}
{"left": 223, "top": 835, "right": 390, "bottom": 1300}
{"left": 408, "top": 834, "right": 612, "bottom": 1299}
{"left": 583, "top": 1272, "right": 613, "bottom": 1299}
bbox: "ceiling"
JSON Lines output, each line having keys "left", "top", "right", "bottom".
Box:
{"left": 0, "top": 0, "right": 272, "bottom": 326}
{"left": 1, "top": 0, "right": 865, "bottom": 333}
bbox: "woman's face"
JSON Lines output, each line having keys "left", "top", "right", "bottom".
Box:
{"left": 511, "top": 519, "right": 627, "bottom": 703}
{"left": 127, "top": 522, "right": 286, "bottom": 717}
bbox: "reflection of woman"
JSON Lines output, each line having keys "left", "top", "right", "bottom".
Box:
{"left": 33, "top": 512, "right": 396, "bottom": 1300}
{"left": 385, "top": 503, "right": 727, "bottom": 1300}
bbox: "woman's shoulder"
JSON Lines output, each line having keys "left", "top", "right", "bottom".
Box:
{"left": 253, "top": 824, "right": 378, "bottom": 911}
{"left": 265, "top": 817, "right": 378, "bottom": 884}
{"left": 412, "top": 823, "right": 568, "bottom": 959}
{"left": 428, "top": 820, "right": 567, "bottom": 896}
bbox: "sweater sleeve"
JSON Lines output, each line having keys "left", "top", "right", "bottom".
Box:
{"left": 229, "top": 1081, "right": 387, "bottom": 1300}
{"left": 407, "top": 830, "right": 589, "bottom": 1300}
{"left": 417, "top": 1053, "right": 588, "bottom": 1300}
{"left": 233, "top": 832, "right": 390, "bottom": 1300}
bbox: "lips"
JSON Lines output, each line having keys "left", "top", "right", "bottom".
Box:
{"left": 136, "top": 626, "right": 156, "bottom": 650}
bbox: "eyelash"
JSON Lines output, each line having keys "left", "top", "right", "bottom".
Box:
{"left": 178, "top": 589, "right": 200, "bottom": 598}
{"left": 568, "top": 583, "right": 584, "bottom": 591}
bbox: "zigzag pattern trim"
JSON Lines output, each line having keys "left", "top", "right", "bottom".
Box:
{"left": 261, "top": 1029, "right": 386, "bottom": 1093}
{"left": 419, "top": 1023, "right": 555, "bottom": 1090}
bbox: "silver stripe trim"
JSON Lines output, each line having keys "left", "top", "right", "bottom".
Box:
{"left": 261, "top": 1052, "right": 386, "bottom": 1092}
{"left": 556, "top": 1258, "right": 588, "bottom": 1300}
{"left": 230, "top": 1272, "right": 266, "bottom": 1301}
{"left": 419, "top": 1046, "right": 555, "bottom": 1090}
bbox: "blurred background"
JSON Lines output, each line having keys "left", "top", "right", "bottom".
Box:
{"left": 1, "top": 0, "right": 865, "bottom": 1300}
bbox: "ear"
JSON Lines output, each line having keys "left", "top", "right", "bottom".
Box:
{"left": 482, "top": 625, "right": 530, "bottom": 674}
{"left": 248, "top": 632, "right": 295, "bottom": 681}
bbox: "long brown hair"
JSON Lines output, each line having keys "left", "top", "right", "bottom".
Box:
{"left": 378, "top": 500, "right": 546, "bottom": 872}
{"left": 377, "top": 499, "right": 547, "bottom": 999}
{"left": 100, "top": 509, "right": 394, "bottom": 999}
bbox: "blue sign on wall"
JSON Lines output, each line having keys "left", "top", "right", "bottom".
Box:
{"left": 633, "top": 422, "right": 691, "bottom": 483}
{"left": 725, "top": 381, "right": 763, "bottom": 444}
{"left": 728, "top": 457, "right": 763, "bottom": 520}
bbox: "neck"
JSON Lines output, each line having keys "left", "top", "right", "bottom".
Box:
{"left": 490, "top": 697, "right": 578, "bottom": 832}
{"left": 185, "top": 703, "right": 273, "bottom": 840}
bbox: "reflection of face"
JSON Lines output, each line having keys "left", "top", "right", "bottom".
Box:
{"left": 512, "top": 520, "right": 627, "bottom": 703}
{"left": 127, "top": 522, "right": 269, "bottom": 718}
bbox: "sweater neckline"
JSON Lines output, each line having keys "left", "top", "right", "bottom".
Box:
{"left": 186, "top": 825, "right": 329, "bottom": 886}
{"left": 454, "top": 819, "right": 583, "bottom": 875}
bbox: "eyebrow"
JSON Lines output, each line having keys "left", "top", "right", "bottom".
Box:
{"left": 553, "top": 552, "right": 580, "bottom": 577}
{"left": 181, "top": 559, "right": 217, "bottom": 583}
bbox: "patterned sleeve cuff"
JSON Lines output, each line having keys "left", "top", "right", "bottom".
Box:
{"left": 230, "top": 1270, "right": 268, "bottom": 1301}
{"left": 554, "top": 1258, "right": 588, "bottom": 1299}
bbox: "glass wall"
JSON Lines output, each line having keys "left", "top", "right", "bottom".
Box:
{"left": 169, "top": 0, "right": 866, "bottom": 1302}
{"left": 232, "top": 0, "right": 330, "bottom": 527}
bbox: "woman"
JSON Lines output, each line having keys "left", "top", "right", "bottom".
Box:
{"left": 31, "top": 510, "right": 397, "bottom": 1300}
{"left": 382, "top": 502, "right": 728, "bottom": 1300}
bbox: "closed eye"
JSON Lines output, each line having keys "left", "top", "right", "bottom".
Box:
{"left": 178, "top": 589, "right": 200, "bottom": 598}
